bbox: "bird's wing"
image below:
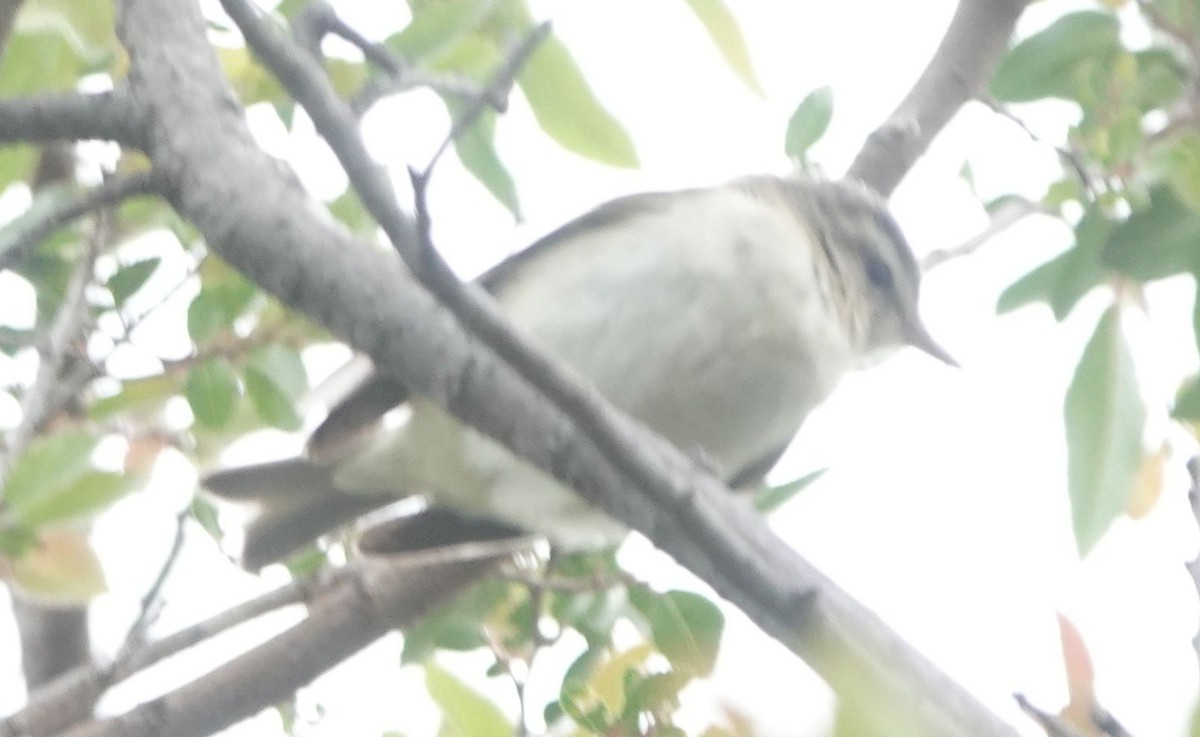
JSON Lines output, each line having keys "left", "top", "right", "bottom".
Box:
{"left": 307, "top": 190, "right": 678, "bottom": 459}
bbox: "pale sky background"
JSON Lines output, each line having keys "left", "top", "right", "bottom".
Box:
{"left": 1, "top": 1, "right": 1198, "bottom": 736}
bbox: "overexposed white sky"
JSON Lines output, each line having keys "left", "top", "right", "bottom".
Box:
{"left": 2, "top": 1, "right": 1198, "bottom": 736}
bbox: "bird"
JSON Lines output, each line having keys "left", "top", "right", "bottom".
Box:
{"left": 203, "top": 174, "right": 954, "bottom": 569}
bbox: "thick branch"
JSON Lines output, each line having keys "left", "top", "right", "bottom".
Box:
{"left": 113, "top": 0, "right": 1022, "bottom": 735}
{"left": 846, "top": 0, "right": 1028, "bottom": 196}
{"left": 0, "top": 90, "right": 144, "bottom": 148}
{"left": 58, "top": 543, "right": 514, "bottom": 737}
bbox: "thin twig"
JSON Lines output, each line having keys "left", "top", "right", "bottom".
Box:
{"left": 113, "top": 506, "right": 190, "bottom": 662}
{"left": 0, "top": 170, "right": 159, "bottom": 274}
{"left": 1013, "top": 694, "right": 1088, "bottom": 737}
{"left": 2, "top": 205, "right": 105, "bottom": 471}
{"left": 422, "top": 23, "right": 549, "bottom": 173}
{"left": 981, "top": 98, "right": 1100, "bottom": 200}
{"left": 921, "top": 195, "right": 1043, "bottom": 271}
{"left": 292, "top": 1, "right": 399, "bottom": 74}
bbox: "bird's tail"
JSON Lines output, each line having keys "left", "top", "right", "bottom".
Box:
{"left": 202, "top": 458, "right": 392, "bottom": 570}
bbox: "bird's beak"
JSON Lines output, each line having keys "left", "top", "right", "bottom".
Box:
{"left": 907, "top": 318, "right": 958, "bottom": 368}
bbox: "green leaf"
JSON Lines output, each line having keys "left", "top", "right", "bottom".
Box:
{"left": 0, "top": 22, "right": 89, "bottom": 95}
{"left": 243, "top": 366, "right": 302, "bottom": 431}
{"left": 389, "top": 0, "right": 498, "bottom": 61}
{"left": 1064, "top": 306, "right": 1145, "bottom": 556}
{"left": 754, "top": 468, "right": 827, "bottom": 513}
{"left": 7, "top": 528, "right": 107, "bottom": 605}
{"left": 0, "top": 146, "right": 36, "bottom": 193}
{"left": 424, "top": 661, "right": 511, "bottom": 737}
{"left": 327, "top": 189, "right": 375, "bottom": 234}
{"left": 185, "top": 359, "right": 239, "bottom": 429}
{"left": 187, "top": 290, "right": 230, "bottom": 346}
{"left": 1150, "top": 132, "right": 1200, "bottom": 211}
{"left": 89, "top": 374, "right": 179, "bottom": 420}
{"left": 784, "top": 87, "right": 833, "bottom": 160}
{"left": 401, "top": 579, "right": 511, "bottom": 664}
{"left": 451, "top": 105, "right": 521, "bottom": 219}
{"left": 1173, "top": 376, "right": 1200, "bottom": 420}
{"left": 681, "top": 0, "right": 762, "bottom": 93}
{"left": 1102, "top": 185, "right": 1200, "bottom": 280}
{"left": 107, "top": 257, "right": 161, "bottom": 306}
{"left": 997, "top": 254, "right": 1063, "bottom": 314}
{"left": 1131, "top": 48, "right": 1185, "bottom": 112}
{"left": 13, "top": 471, "right": 133, "bottom": 528}
{"left": 34, "top": 0, "right": 116, "bottom": 53}
{"left": 629, "top": 587, "right": 724, "bottom": 676}
{"left": 248, "top": 344, "right": 307, "bottom": 398}
{"left": 190, "top": 495, "right": 223, "bottom": 541}
{"left": 997, "top": 206, "right": 1111, "bottom": 319}
{"left": 519, "top": 35, "right": 638, "bottom": 168}
{"left": 4, "top": 430, "right": 99, "bottom": 513}
{"left": 990, "top": 11, "right": 1120, "bottom": 102}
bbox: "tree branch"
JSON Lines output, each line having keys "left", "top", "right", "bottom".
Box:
{"left": 846, "top": 0, "right": 1028, "bottom": 196}
{"left": 57, "top": 539, "right": 519, "bottom": 737}
{"left": 0, "top": 170, "right": 159, "bottom": 274}
{"left": 109, "top": 0, "right": 1025, "bottom": 734}
{"left": 0, "top": 89, "right": 144, "bottom": 148}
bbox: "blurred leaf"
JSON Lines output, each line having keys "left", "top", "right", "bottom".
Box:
{"left": 0, "top": 325, "right": 34, "bottom": 356}
{"left": 107, "top": 257, "right": 161, "bottom": 306}
{"left": 1127, "top": 444, "right": 1166, "bottom": 518}
{"left": 629, "top": 587, "right": 723, "bottom": 676}
{"left": 681, "top": 0, "right": 762, "bottom": 93}
{"left": 784, "top": 86, "right": 833, "bottom": 161}
{"left": 549, "top": 584, "right": 626, "bottom": 648}
{"left": 248, "top": 344, "right": 307, "bottom": 398}
{"left": 187, "top": 289, "right": 231, "bottom": 346}
{"left": 10, "top": 471, "right": 133, "bottom": 528}
{"left": 190, "top": 495, "right": 223, "bottom": 541}
{"left": 325, "top": 58, "right": 368, "bottom": 98}
{"left": 6, "top": 528, "right": 106, "bottom": 605}
{"left": 0, "top": 20, "right": 91, "bottom": 95}
{"left": 997, "top": 206, "right": 1111, "bottom": 319}
{"left": 1102, "top": 185, "right": 1200, "bottom": 280}
{"left": 0, "top": 146, "right": 36, "bottom": 193}
{"left": 1057, "top": 613, "right": 1098, "bottom": 731}
{"left": 185, "top": 359, "right": 239, "bottom": 429}
{"left": 1131, "top": 48, "right": 1185, "bottom": 111}
{"left": 0, "top": 525, "right": 37, "bottom": 557}
{"left": 990, "top": 11, "right": 1120, "bottom": 102}
{"left": 451, "top": 105, "right": 521, "bottom": 219}
{"left": 4, "top": 429, "right": 99, "bottom": 512}
{"left": 519, "top": 35, "right": 638, "bottom": 168}
{"left": 1174, "top": 374, "right": 1200, "bottom": 420}
{"left": 243, "top": 365, "right": 302, "bottom": 431}
{"left": 327, "top": 189, "right": 375, "bottom": 233}
{"left": 218, "top": 46, "right": 285, "bottom": 105}
{"left": 1064, "top": 307, "right": 1145, "bottom": 555}
{"left": 34, "top": 0, "right": 116, "bottom": 52}
{"left": 561, "top": 643, "right": 653, "bottom": 731}
{"left": 424, "top": 661, "right": 511, "bottom": 737}
{"left": 402, "top": 578, "right": 511, "bottom": 664}
{"left": 1151, "top": 132, "right": 1200, "bottom": 211}
{"left": 90, "top": 374, "right": 178, "bottom": 420}
{"left": 389, "top": 0, "right": 498, "bottom": 61}
{"left": 754, "top": 468, "right": 826, "bottom": 512}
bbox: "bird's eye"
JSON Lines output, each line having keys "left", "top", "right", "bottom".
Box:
{"left": 864, "top": 254, "right": 893, "bottom": 290}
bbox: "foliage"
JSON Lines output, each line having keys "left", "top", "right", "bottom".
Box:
{"left": 989, "top": 0, "right": 1200, "bottom": 555}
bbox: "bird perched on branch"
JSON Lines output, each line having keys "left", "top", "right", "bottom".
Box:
{"left": 204, "top": 175, "right": 954, "bottom": 569}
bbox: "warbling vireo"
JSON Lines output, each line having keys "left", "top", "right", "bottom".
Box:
{"left": 204, "top": 175, "right": 954, "bottom": 569}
